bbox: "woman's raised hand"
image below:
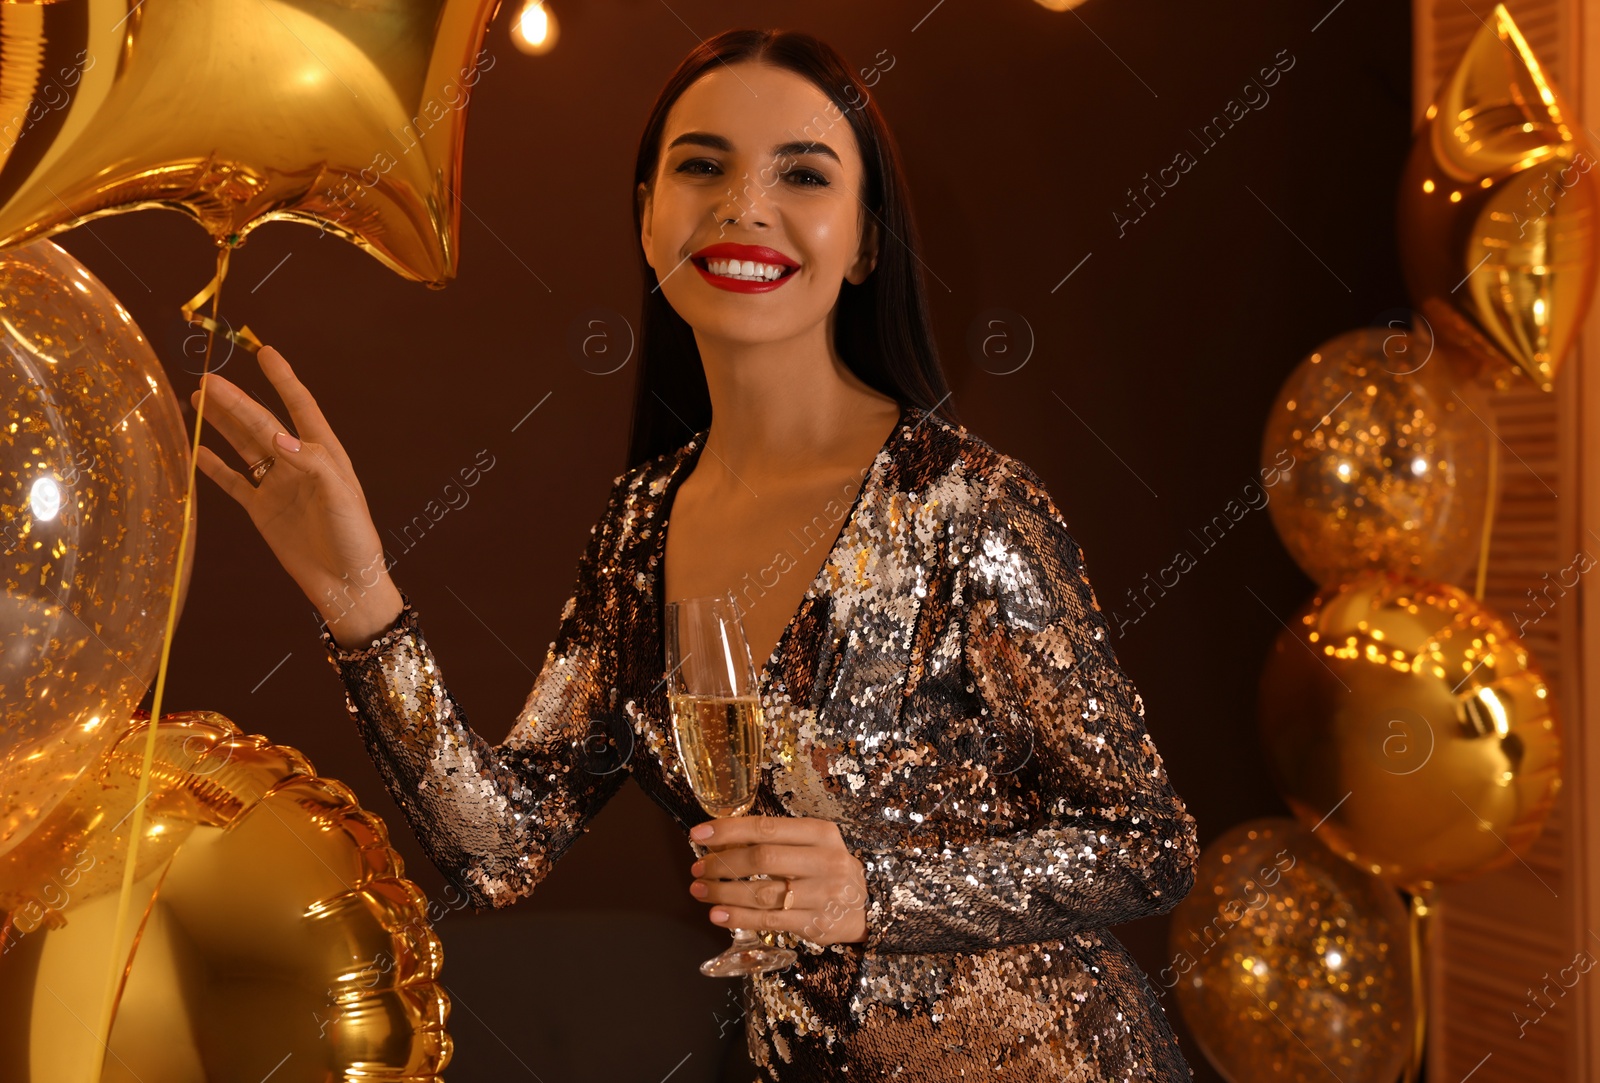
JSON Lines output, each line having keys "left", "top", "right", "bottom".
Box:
{"left": 190, "top": 345, "right": 404, "bottom": 648}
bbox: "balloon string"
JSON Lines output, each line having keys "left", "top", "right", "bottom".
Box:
{"left": 1402, "top": 887, "right": 1435, "bottom": 1083}
{"left": 89, "top": 242, "right": 232, "bottom": 1082}
{"left": 1474, "top": 421, "right": 1499, "bottom": 602}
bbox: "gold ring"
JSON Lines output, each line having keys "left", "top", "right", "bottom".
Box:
{"left": 782, "top": 879, "right": 794, "bottom": 911}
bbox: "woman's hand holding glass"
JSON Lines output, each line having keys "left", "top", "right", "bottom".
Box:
{"left": 689, "top": 815, "right": 868, "bottom": 947}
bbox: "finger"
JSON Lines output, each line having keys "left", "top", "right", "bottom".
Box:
{"left": 707, "top": 904, "right": 813, "bottom": 937}
{"left": 190, "top": 375, "right": 282, "bottom": 465}
{"left": 194, "top": 443, "right": 257, "bottom": 505}
{"left": 692, "top": 815, "right": 836, "bottom": 849}
{"left": 693, "top": 843, "right": 829, "bottom": 881}
{"left": 693, "top": 875, "right": 799, "bottom": 911}
{"left": 263, "top": 433, "right": 338, "bottom": 480}
{"left": 255, "top": 346, "right": 351, "bottom": 468}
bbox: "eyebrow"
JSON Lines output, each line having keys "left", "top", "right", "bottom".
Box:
{"left": 665, "top": 130, "right": 841, "bottom": 165}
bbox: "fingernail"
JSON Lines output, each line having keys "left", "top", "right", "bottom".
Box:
{"left": 690, "top": 882, "right": 707, "bottom": 898}
{"left": 691, "top": 823, "right": 713, "bottom": 840}
{"left": 274, "top": 430, "right": 300, "bottom": 453}
{"left": 690, "top": 861, "right": 704, "bottom": 877}
{"left": 710, "top": 909, "right": 728, "bottom": 923}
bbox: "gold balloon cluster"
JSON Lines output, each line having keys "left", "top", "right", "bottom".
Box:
{"left": 0, "top": 241, "right": 455, "bottom": 1077}
{"left": 1174, "top": 9, "right": 1583, "bottom": 1082}
{"left": 1, "top": 0, "right": 507, "bottom": 1074}
{"left": 0, "top": 711, "right": 451, "bottom": 1082}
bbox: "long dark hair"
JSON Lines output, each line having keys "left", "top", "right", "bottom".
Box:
{"left": 625, "top": 28, "right": 957, "bottom": 470}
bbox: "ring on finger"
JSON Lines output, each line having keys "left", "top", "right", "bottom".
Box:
{"left": 748, "top": 878, "right": 792, "bottom": 910}
{"left": 247, "top": 455, "right": 276, "bottom": 486}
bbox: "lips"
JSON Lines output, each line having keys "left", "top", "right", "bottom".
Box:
{"left": 688, "top": 241, "right": 801, "bottom": 293}
{"left": 690, "top": 242, "right": 800, "bottom": 270}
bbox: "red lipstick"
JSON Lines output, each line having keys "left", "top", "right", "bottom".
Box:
{"left": 689, "top": 242, "right": 800, "bottom": 294}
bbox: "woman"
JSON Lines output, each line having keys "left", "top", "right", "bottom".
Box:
{"left": 193, "top": 28, "right": 1201, "bottom": 1081}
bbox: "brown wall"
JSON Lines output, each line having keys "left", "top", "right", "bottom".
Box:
{"left": 64, "top": 0, "right": 1411, "bottom": 1078}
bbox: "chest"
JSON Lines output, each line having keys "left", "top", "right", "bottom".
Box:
{"left": 661, "top": 469, "right": 868, "bottom": 675}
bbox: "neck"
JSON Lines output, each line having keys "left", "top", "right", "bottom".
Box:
{"left": 693, "top": 324, "right": 900, "bottom": 483}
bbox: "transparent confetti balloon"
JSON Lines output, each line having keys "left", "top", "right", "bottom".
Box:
{"left": 1169, "top": 817, "right": 1413, "bottom": 1083}
{"left": 0, "top": 237, "right": 193, "bottom": 858}
{"left": 1261, "top": 326, "right": 1491, "bottom": 588}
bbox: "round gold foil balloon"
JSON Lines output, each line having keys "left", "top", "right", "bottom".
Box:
{"left": 0, "top": 710, "right": 451, "bottom": 1082}
{"left": 1397, "top": 3, "right": 1598, "bottom": 392}
{"left": 1168, "top": 817, "right": 1413, "bottom": 1083}
{"left": 0, "top": 0, "right": 499, "bottom": 286}
{"left": 1257, "top": 573, "right": 1562, "bottom": 892}
{"left": 0, "top": 238, "right": 194, "bottom": 860}
{"left": 1261, "top": 327, "right": 1491, "bottom": 588}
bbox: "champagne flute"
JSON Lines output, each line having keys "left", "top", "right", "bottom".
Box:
{"left": 664, "top": 592, "right": 797, "bottom": 978}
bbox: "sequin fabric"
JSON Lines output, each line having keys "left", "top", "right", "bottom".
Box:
{"left": 321, "top": 404, "right": 1201, "bottom": 1080}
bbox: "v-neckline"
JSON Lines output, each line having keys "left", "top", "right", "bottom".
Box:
{"left": 654, "top": 402, "right": 910, "bottom": 700}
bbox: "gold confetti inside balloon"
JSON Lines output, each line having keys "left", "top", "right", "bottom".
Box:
{"left": 1397, "top": 3, "right": 1599, "bottom": 392}
{"left": 0, "top": 710, "right": 452, "bottom": 1082}
{"left": 1257, "top": 572, "right": 1562, "bottom": 892}
{"left": 0, "top": 0, "right": 499, "bottom": 285}
{"left": 1168, "top": 817, "right": 1413, "bottom": 1083}
{"left": 0, "top": 238, "right": 193, "bottom": 860}
{"left": 1261, "top": 327, "right": 1491, "bottom": 588}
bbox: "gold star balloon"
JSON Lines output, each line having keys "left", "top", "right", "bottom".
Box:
{"left": 1397, "top": 3, "right": 1599, "bottom": 392}
{"left": 0, "top": 0, "right": 501, "bottom": 286}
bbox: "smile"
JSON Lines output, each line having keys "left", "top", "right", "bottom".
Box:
{"left": 691, "top": 256, "right": 799, "bottom": 293}
{"left": 688, "top": 242, "right": 801, "bottom": 294}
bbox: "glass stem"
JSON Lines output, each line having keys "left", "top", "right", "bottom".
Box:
{"left": 728, "top": 926, "right": 764, "bottom": 951}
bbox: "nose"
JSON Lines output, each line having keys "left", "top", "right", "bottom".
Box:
{"left": 712, "top": 171, "right": 770, "bottom": 231}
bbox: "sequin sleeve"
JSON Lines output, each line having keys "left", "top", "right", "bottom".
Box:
{"left": 319, "top": 479, "right": 631, "bottom": 911}
{"left": 849, "top": 457, "right": 1200, "bottom": 955}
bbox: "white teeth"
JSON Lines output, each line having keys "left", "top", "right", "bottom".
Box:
{"left": 703, "top": 257, "right": 791, "bottom": 282}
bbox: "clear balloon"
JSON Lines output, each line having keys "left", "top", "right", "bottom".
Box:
{"left": 0, "top": 238, "right": 193, "bottom": 859}
{"left": 1261, "top": 326, "right": 1491, "bottom": 588}
{"left": 1257, "top": 572, "right": 1562, "bottom": 892}
{"left": 1168, "top": 817, "right": 1414, "bottom": 1083}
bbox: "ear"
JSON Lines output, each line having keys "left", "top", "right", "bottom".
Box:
{"left": 637, "top": 181, "right": 655, "bottom": 269}
{"left": 846, "top": 218, "right": 879, "bottom": 286}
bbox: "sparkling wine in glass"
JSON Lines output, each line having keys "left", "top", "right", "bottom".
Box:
{"left": 664, "top": 592, "right": 797, "bottom": 978}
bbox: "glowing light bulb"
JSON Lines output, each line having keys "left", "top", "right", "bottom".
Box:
{"left": 512, "top": 0, "right": 558, "bottom": 55}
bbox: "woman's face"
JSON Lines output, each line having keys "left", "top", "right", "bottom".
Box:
{"left": 638, "top": 61, "right": 878, "bottom": 348}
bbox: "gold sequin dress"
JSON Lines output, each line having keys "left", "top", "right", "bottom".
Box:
{"left": 322, "top": 404, "right": 1202, "bottom": 1080}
